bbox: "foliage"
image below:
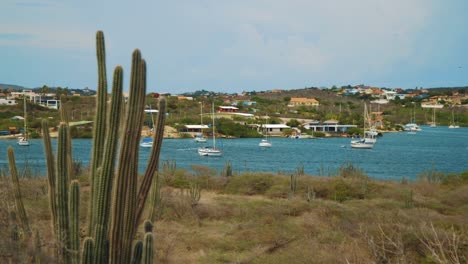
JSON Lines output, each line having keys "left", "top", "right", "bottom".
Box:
{"left": 216, "top": 118, "right": 261, "bottom": 138}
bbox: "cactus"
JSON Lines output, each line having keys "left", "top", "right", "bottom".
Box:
{"left": 135, "top": 98, "right": 166, "bottom": 226}
{"left": 189, "top": 182, "right": 201, "bottom": 207}
{"left": 88, "top": 30, "right": 108, "bottom": 235}
{"left": 141, "top": 233, "right": 154, "bottom": 264}
{"left": 222, "top": 160, "right": 233, "bottom": 177}
{"left": 56, "top": 123, "right": 71, "bottom": 263}
{"left": 306, "top": 185, "right": 316, "bottom": 202}
{"left": 290, "top": 173, "right": 297, "bottom": 195}
{"left": 143, "top": 220, "right": 153, "bottom": 233}
{"left": 7, "top": 147, "right": 31, "bottom": 237}
{"left": 131, "top": 240, "right": 143, "bottom": 264}
{"left": 93, "top": 66, "right": 124, "bottom": 264}
{"left": 42, "top": 119, "right": 57, "bottom": 234}
{"left": 109, "top": 50, "right": 147, "bottom": 263}
{"left": 60, "top": 95, "right": 74, "bottom": 181}
{"left": 69, "top": 180, "right": 80, "bottom": 264}
{"left": 148, "top": 171, "right": 163, "bottom": 222}
{"left": 81, "top": 237, "right": 94, "bottom": 264}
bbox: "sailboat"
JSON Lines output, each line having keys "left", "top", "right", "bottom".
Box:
{"left": 448, "top": 109, "right": 460, "bottom": 129}
{"left": 350, "top": 103, "right": 375, "bottom": 149}
{"left": 140, "top": 105, "right": 157, "bottom": 148}
{"left": 430, "top": 107, "right": 436, "bottom": 127}
{"left": 198, "top": 102, "right": 222, "bottom": 156}
{"left": 194, "top": 102, "right": 207, "bottom": 143}
{"left": 404, "top": 107, "right": 421, "bottom": 132}
{"left": 17, "top": 95, "right": 30, "bottom": 146}
{"left": 259, "top": 118, "right": 272, "bottom": 147}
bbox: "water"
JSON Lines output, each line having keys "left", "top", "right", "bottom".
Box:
{"left": 1, "top": 126, "right": 467, "bottom": 181}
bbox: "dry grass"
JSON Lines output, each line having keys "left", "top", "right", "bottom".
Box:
{"left": 1, "top": 171, "right": 468, "bottom": 263}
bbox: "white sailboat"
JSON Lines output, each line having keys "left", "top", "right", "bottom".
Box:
{"left": 259, "top": 118, "right": 272, "bottom": 147}
{"left": 430, "top": 107, "right": 436, "bottom": 127}
{"left": 351, "top": 103, "right": 375, "bottom": 149}
{"left": 17, "top": 95, "right": 30, "bottom": 146}
{"left": 448, "top": 109, "right": 460, "bottom": 129}
{"left": 194, "top": 102, "right": 207, "bottom": 143}
{"left": 198, "top": 103, "right": 222, "bottom": 156}
{"left": 140, "top": 106, "right": 157, "bottom": 148}
{"left": 404, "top": 107, "right": 421, "bottom": 132}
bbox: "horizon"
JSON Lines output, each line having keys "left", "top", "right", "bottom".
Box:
{"left": 1, "top": 1, "right": 468, "bottom": 94}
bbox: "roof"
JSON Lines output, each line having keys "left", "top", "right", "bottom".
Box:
{"left": 11, "top": 116, "right": 24, "bottom": 120}
{"left": 185, "top": 125, "right": 209, "bottom": 129}
{"left": 264, "top": 124, "right": 290, "bottom": 129}
{"left": 144, "top": 109, "right": 159, "bottom": 113}
{"left": 219, "top": 106, "right": 239, "bottom": 110}
{"left": 323, "top": 119, "right": 339, "bottom": 124}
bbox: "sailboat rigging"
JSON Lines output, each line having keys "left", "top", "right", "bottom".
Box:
{"left": 194, "top": 101, "right": 207, "bottom": 143}
{"left": 350, "top": 103, "right": 375, "bottom": 149}
{"left": 17, "top": 95, "right": 30, "bottom": 146}
{"left": 259, "top": 116, "right": 272, "bottom": 147}
{"left": 198, "top": 102, "right": 222, "bottom": 156}
{"left": 140, "top": 104, "right": 157, "bottom": 148}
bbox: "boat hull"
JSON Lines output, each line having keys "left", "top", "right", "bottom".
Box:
{"left": 198, "top": 147, "right": 222, "bottom": 156}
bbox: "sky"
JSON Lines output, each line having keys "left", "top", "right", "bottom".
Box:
{"left": 1, "top": 0, "right": 468, "bottom": 94}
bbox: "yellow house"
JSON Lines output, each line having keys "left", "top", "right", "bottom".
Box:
{"left": 288, "top": 97, "right": 320, "bottom": 107}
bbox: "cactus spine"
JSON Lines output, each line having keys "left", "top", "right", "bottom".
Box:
{"left": 131, "top": 240, "right": 143, "bottom": 264}
{"left": 81, "top": 237, "right": 95, "bottom": 264}
{"left": 148, "top": 171, "right": 163, "bottom": 222}
{"left": 69, "top": 180, "right": 80, "bottom": 264}
{"left": 7, "top": 147, "right": 31, "bottom": 237}
{"left": 88, "top": 30, "right": 108, "bottom": 235}
{"left": 141, "top": 233, "right": 154, "bottom": 264}
{"left": 93, "top": 66, "right": 124, "bottom": 264}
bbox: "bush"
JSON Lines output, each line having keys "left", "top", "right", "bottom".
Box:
{"left": 225, "top": 173, "right": 274, "bottom": 195}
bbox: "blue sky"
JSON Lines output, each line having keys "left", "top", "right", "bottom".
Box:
{"left": 1, "top": 0, "right": 468, "bottom": 94}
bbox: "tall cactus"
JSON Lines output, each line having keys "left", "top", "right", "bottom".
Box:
{"left": 93, "top": 65, "right": 124, "bottom": 264}
{"left": 69, "top": 180, "right": 80, "bottom": 264}
{"left": 81, "top": 237, "right": 95, "bottom": 264}
{"left": 42, "top": 119, "right": 57, "bottom": 234}
{"left": 7, "top": 147, "right": 31, "bottom": 237}
{"left": 131, "top": 240, "right": 143, "bottom": 264}
{"left": 88, "top": 30, "right": 108, "bottom": 235}
{"left": 135, "top": 98, "right": 166, "bottom": 225}
{"left": 109, "top": 50, "right": 146, "bottom": 263}
{"left": 56, "top": 122, "right": 71, "bottom": 263}
{"left": 141, "top": 233, "right": 154, "bottom": 264}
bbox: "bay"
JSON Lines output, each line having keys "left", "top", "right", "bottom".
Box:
{"left": 1, "top": 126, "right": 467, "bottom": 181}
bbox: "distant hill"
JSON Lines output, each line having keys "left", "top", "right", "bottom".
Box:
{"left": 0, "top": 83, "right": 28, "bottom": 91}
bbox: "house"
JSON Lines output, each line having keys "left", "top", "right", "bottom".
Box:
{"left": 288, "top": 98, "right": 320, "bottom": 107}
{"left": 304, "top": 120, "right": 357, "bottom": 133}
{"left": 256, "top": 124, "right": 290, "bottom": 137}
{"left": 179, "top": 125, "right": 210, "bottom": 136}
{"left": 218, "top": 106, "right": 239, "bottom": 113}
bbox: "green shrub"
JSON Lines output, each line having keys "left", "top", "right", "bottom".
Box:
{"left": 225, "top": 173, "right": 274, "bottom": 195}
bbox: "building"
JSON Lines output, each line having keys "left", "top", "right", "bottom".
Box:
{"left": 303, "top": 120, "right": 357, "bottom": 133}
{"left": 179, "top": 125, "right": 209, "bottom": 136}
{"left": 288, "top": 98, "right": 320, "bottom": 107}
{"left": 255, "top": 124, "right": 290, "bottom": 137}
{"left": 218, "top": 106, "right": 239, "bottom": 113}
{"left": 0, "top": 98, "right": 17, "bottom": 105}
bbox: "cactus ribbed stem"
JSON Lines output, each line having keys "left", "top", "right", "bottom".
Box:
{"left": 148, "top": 172, "right": 162, "bottom": 222}
{"left": 56, "top": 123, "right": 71, "bottom": 263}
{"left": 81, "top": 237, "right": 95, "bottom": 264}
{"left": 131, "top": 240, "right": 143, "bottom": 264}
{"left": 69, "top": 180, "right": 80, "bottom": 264}
{"left": 88, "top": 30, "right": 108, "bottom": 235}
{"left": 93, "top": 66, "right": 124, "bottom": 264}
{"left": 7, "top": 147, "right": 31, "bottom": 237}
{"left": 109, "top": 50, "right": 146, "bottom": 264}
{"left": 42, "top": 120, "right": 57, "bottom": 235}
{"left": 141, "top": 233, "right": 154, "bottom": 264}
{"left": 135, "top": 98, "right": 166, "bottom": 225}
{"left": 60, "top": 95, "right": 74, "bottom": 181}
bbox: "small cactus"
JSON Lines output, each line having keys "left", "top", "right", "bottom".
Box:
{"left": 141, "top": 233, "right": 154, "bottom": 264}
{"left": 81, "top": 237, "right": 95, "bottom": 264}
{"left": 131, "top": 240, "right": 143, "bottom": 264}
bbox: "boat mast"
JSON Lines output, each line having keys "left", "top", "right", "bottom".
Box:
{"left": 23, "top": 95, "right": 28, "bottom": 139}
{"left": 212, "top": 102, "right": 216, "bottom": 149}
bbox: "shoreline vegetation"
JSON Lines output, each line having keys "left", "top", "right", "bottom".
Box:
{"left": 1, "top": 163, "right": 467, "bottom": 263}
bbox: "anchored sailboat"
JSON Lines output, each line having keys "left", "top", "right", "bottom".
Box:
{"left": 17, "top": 95, "right": 30, "bottom": 146}
{"left": 198, "top": 102, "right": 222, "bottom": 156}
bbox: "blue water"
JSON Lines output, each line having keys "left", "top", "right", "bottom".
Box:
{"left": 1, "top": 126, "right": 467, "bottom": 181}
